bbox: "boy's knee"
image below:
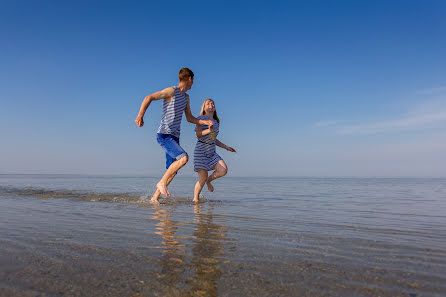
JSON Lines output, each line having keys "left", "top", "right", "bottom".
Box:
{"left": 178, "top": 154, "right": 188, "bottom": 165}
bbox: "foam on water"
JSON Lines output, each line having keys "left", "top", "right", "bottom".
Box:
{"left": 0, "top": 186, "right": 224, "bottom": 206}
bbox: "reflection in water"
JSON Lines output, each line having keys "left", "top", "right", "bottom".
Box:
{"left": 150, "top": 204, "right": 229, "bottom": 296}
{"left": 151, "top": 205, "right": 187, "bottom": 294}
{"left": 187, "top": 204, "right": 229, "bottom": 297}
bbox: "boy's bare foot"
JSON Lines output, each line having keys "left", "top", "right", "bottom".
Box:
{"left": 156, "top": 182, "right": 170, "bottom": 197}
{"left": 150, "top": 197, "right": 160, "bottom": 205}
{"left": 206, "top": 181, "right": 214, "bottom": 192}
{"left": 193, "top": 198, "right": 199, "bottom": 203}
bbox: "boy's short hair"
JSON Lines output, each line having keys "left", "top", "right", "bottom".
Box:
{"left": 179, "top": 67, "right": 194, "bottom": 82}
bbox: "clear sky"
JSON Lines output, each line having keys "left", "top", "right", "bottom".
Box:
{"left": 1, "top": 0, "right": 446, "bottom": 177}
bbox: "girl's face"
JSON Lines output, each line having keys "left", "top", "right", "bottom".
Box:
{"left": 204, "top": 100, "right": 215, "bottom": 112}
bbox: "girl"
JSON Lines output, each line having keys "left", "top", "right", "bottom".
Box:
{"left": 193, "top": 99, "right": 236, "bottom": 202}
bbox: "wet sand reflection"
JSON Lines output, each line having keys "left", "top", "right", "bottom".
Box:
{"left": 150, "top": 203, "right": 229, "bottom": 296}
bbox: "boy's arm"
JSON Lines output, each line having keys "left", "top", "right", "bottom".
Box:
{"left": 184, "top": 95, "right": 214, "bottom": 128}
{"left": 195, "top": 123, "right": 213, "bottom": 138}
{"left": 216, "top": 139, "right": 236, "bottom": 152}
{"left": 135, "top": 87, "right": 175, "bottom": 127}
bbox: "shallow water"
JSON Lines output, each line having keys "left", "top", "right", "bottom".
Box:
{"left": 0, "top": 175, "right": 445, "bottom": 296}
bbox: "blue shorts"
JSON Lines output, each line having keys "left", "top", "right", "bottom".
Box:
{"left": 156, "top": 133, "right": 188, "bottom": 169}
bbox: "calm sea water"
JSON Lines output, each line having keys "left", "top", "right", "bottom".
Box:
{"left": 0, "top": 175, "right": 445, "bottom": 296}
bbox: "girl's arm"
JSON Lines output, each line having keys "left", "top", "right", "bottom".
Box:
{"left": 195, "top": 123, "right": 213, "bottom": 138}
{"left": 216, "top": 139, "right": 236, "bottom": 152}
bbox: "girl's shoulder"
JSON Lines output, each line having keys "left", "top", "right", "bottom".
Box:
{"left": 197, "top": 115, "right": 207, "bottom": 120}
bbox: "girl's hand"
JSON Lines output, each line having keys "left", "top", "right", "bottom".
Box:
{"left": 226, "top": 146, "right": 236, "bottom": 152}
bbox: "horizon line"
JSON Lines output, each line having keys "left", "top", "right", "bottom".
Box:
{"left": 1, "top": 173, "right": 445, "bottom": 179}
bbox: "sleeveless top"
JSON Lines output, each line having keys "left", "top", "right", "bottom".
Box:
{"left": 157, "top": 86, "right": 188, "bottom": 137}
{"left": 196, "top": 115, "right": 219, "bottom": 146}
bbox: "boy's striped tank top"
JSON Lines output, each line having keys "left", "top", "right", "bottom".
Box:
{"left": 157, "top": 86, "right": 188, "bottom": 137}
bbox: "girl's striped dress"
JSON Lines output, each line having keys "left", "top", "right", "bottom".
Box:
{"left": 194, "top": 115, "right": 222, "bottom": 172}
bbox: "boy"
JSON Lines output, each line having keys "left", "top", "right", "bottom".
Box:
{"left": 135, "top": 68, "right": 213, "bottom": 203}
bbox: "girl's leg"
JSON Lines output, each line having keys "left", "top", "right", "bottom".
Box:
{"left": 194, "top": 170, "right": 208, "bottom": 203}
{"left": 206, "top": 160, "right": 228, "bottom": 192}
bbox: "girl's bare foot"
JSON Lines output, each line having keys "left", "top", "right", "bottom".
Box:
{"left": 206, "top": 181, "right": 214, "bottom": 192}
{"left": 156, "top": 182, "right": 170, "bottom": 197}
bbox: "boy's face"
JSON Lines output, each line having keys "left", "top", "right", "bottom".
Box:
{"left": 186, "top": 76, "right": 194, "bottom": 90}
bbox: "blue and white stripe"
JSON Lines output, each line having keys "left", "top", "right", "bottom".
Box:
{"left": 157, "top": 86, "right": 188, "bottom": 137}
{"left": 194, "top": 115, "right": 222, "bottom": 172}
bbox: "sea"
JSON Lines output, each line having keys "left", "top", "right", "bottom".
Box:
{"left": 0, "top": 174, "right": 445, "bottom": 296}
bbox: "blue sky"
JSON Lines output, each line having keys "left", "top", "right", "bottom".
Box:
{"left": 1, "top": 0, "right": 446, "bottom": 177}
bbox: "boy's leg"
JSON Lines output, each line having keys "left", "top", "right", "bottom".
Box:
{"left": 194, "top": 170, "right": 208, "bottom": 203}
{"left": 151, "top": 153, "right": 176, "bottom": 202}
{"left": 151, "top": 172, "right": 174, "bottom": 202}
{"left": 206, "top": 160, "right": 228, "bottom": 192}
{"left": 154, "top": 155, "right": 188, "bottom": 198}
{"left": 152, "top": 134, "right": 188, "bottom": 203}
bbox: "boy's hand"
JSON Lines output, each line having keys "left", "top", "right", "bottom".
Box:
{"left": 135, "top": 115, "right": 144, "bottom": 127}
{"left": 206, "top": 120, "right": 214, "bottom": 129}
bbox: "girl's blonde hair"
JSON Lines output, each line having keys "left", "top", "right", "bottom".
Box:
{"left": 200, "top": 98, "right": 220, "bottom": 123}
